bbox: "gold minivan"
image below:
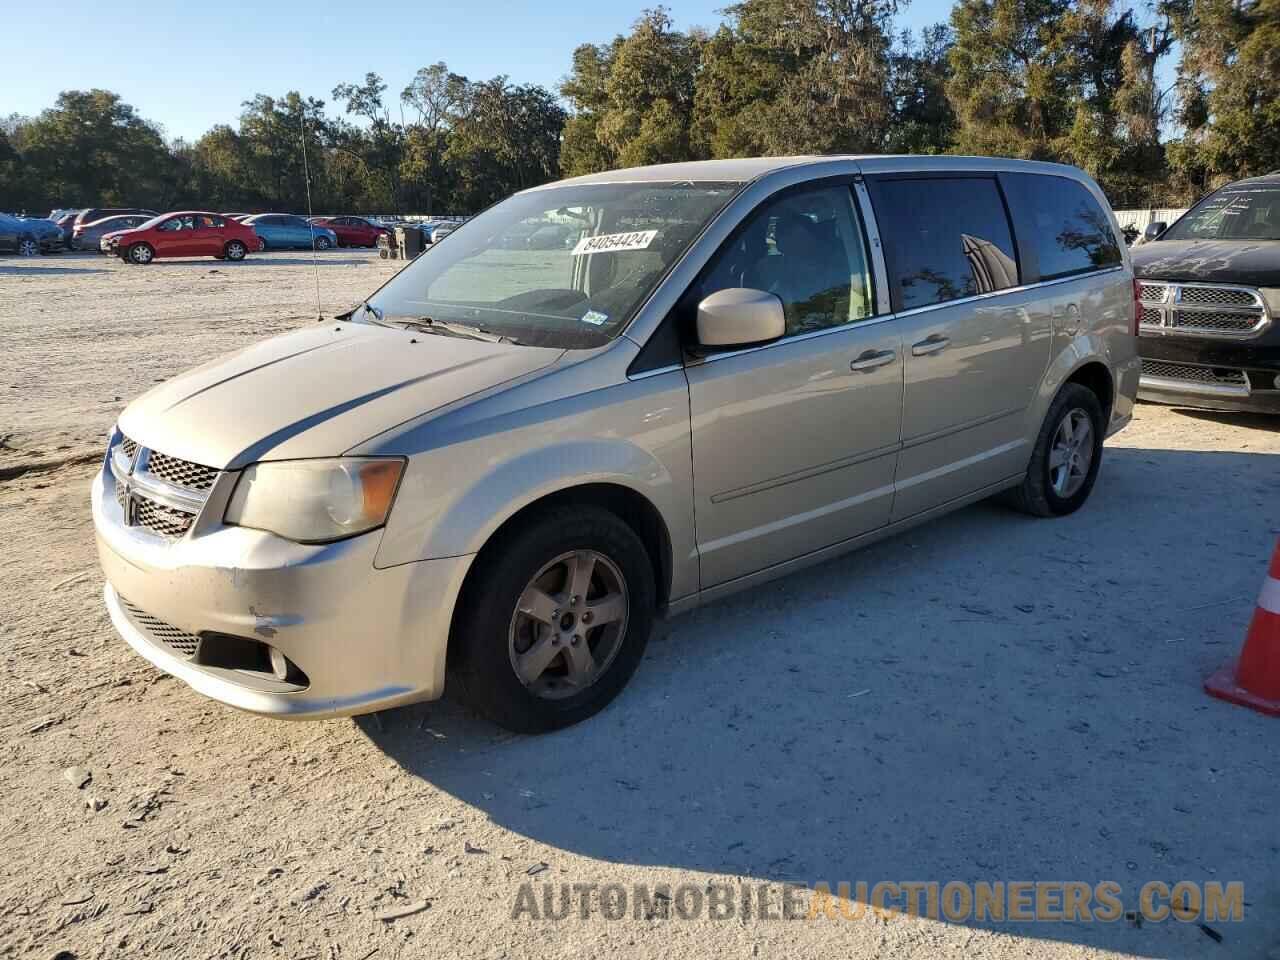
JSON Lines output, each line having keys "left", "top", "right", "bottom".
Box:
{"left": 93, "top": 156, "right": 1139, "bottom": 732}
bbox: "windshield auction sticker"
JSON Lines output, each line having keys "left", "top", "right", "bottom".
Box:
{"left": 572, "top": 230, "right": 658, "bottom": 255}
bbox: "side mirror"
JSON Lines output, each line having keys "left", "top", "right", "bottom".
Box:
{"left": 696, "top": 288, "right": 786, "bottom": 348}
{"left": 1143, "top": 221, "right": 1167, "bottom": 242}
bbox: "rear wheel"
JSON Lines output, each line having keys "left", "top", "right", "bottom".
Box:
{"left": 1007, "top": 383, "right": 1104, "bottom": 517}
{"left": 224, "top": 239, "right": 247, "bottom": 261}
{"left": 17, "top": 237, "right": 39, "bottom": 257}
{"left": 126, "top": 242, "right": 154, "bottom": 265}
{"left": 449, "top": 506, "right": 655, "bottom": 733}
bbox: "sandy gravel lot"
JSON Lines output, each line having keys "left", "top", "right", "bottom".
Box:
{"left": 1, "top": 253, "right": 1278, "bottom": 960}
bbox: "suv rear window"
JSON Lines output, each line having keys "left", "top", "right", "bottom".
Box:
{"left": 869, "top": 177, "right": 1019, "bottom": 311}
{"left": 1002, "top": 173, "right": 1121, "bottom": 280}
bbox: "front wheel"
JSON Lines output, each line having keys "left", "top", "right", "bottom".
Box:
{"left": 449, "top": 506, "right": 655, "bottom": 733}
{"left": 224, "top": 240, "right": 247, "bottom": 261}
{"left": 1007, "top": 383, "right": 1104, "bottom": 517}
{"left": 314, "top": 236, "right": 331, "bottom": 250}
{"left": 17, "top": 237, "right": 39, "bottom": 257}
{"left": 126, "top": 243, "right": 154, "bottom": 265}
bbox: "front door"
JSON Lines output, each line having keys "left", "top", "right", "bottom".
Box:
{"left": 686, "top": 183, "right": 904, "bottom": 588}
{"left": 153, "top": 214, "right": 200, "bottom": 257}
{"left": 866, "top": 175, "right": 1052, "bottom": 520}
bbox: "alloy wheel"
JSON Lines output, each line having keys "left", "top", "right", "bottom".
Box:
{"left": 17, "top": 238, "right": 39, "bottom": 257}
{"left": 507, "top": 550, "right": 630, "bottom": 700}
{"left": 1049, "top": 408, "right": 1094, "bottom": 498}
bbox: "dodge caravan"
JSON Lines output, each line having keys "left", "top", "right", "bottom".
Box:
{"left": 92, "top": 156, "right": 1139, "bottom": 732}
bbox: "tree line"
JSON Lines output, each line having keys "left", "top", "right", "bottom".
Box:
{"left": 2, "top": 0, "right": 1276, "bottom": 218}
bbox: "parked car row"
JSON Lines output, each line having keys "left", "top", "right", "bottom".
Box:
{"left": 4, "top": 207, "right": 404, "bottom": 261}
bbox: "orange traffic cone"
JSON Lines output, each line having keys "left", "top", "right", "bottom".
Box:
{"left": 1204, "top": 537, "right": 1280, "bottom": 717}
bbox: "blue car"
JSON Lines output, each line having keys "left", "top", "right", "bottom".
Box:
{"left": 242, "top": 214, "right": 338, "bottom": 251}
{"left": 0, "top": 213, "right": 64, "bottom": 255}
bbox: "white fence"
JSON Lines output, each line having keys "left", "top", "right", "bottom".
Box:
{"left": 1113, "top": 207, "right": 1188, "bottom": 234}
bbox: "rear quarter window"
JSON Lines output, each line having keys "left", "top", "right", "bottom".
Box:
{"left": 1001, "top": 173, "right": 1121, "bottom": 281}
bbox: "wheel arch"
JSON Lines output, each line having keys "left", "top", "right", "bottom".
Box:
{"left": 1063, "top": 359, "right": 1114, "bottom": 423}
{"left": 455, "top": 481, "right": 674, "bottom": 615}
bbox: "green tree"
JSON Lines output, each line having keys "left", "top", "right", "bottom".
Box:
{"left": 597, "top": 9, "right": 702, "bottom": 167}
{"left": 400, "top": 63, "right": 471, "bottom": 211}
{"left": 888, "top": 24, "right": 956, "bottom": 153}
{"left": 560, "top": 40, "right": 622, "bottom": 176}
{"left": 446, "top": 78, "right": 565, "bottom": 209}
{"left": 1169, "top": 0, "right": 1280, "bottom": 194}
{"left": 332, "top": 73, "right": 404, "bottom": 212}
{"left": 694, "top": 0, "right": 902, "bottom": 156}
{"left": 8, "top": 90, "right": 177, "bottom": 211}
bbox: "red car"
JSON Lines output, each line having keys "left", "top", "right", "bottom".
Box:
{"left": 114, "top": 212, "right": 259, "bottom": 265}
{"left": 310, "top": 216, "right": 390, "bottom": 248}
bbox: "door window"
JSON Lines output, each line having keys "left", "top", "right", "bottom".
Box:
{"left": 696, "top": 184, "right": 876, "bottom": 337}
{"left": 870, "top": 178, "right": 1019, "bottom": 311}
{"left": 1001, "top": 173, "right": 1121, "bottom": 279}
{"left": 157, "top": 215, "right": 195, "bottom": 232}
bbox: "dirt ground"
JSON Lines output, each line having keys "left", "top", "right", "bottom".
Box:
{"left": 1, "top": 252, "right": 1278, "bottom": 960}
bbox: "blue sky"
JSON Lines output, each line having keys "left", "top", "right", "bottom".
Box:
{"left": 11, "top": 1, "right": 959, "bottom": 142}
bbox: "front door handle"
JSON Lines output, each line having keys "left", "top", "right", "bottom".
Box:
{"left": 849, "top": 349, "right": 896, "bottom": 372}
{"left": 911, "top": 334, "right": 951, "bottom": 357}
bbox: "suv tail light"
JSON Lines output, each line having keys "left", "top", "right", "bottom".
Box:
{"left": 1131, "top": 278, "right": 1141, "bottom": 336}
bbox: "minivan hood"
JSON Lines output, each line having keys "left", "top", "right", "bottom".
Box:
{"left": 1132, "top": 239, "right": 1280, "bottom": 288}
{"left": 118, "top": 323, "right": 563, "bottom": 469}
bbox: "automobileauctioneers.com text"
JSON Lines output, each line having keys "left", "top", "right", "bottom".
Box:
{"left": 511, "top": 880, "right": 1243, "bottom": 925}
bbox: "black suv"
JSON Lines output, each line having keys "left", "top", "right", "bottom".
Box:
{"left": 1133, "top": 174, "right": 1280, "bottom": 413}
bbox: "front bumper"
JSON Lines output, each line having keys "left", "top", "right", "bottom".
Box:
{"left": 1138, "top": 333, "right": 1280, "bottom": 414}
{"left": 92, "top": 467, "right": 473, "bottom": 719}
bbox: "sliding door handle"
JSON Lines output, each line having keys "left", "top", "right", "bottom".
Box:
{"left": 849, "top": 349, "right": 896, "bottom": 372}
{"left": 911, "top": 334, "right": 951, "bottom": 357}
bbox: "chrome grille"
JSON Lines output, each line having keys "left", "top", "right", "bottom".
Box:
{"left": 119, "top": 597, "right": 199, "bottom": 658}
{"left": 143, "top": 452, "right": 218, "bottom": 492}
{"left": 108, "top": 436, "right": 217, "bottom": 542}
{"left": 1179, "top": 285, "right": 1255, "bottom": 306}
{"left": 1138, "top": 282, "right": 1168, "bottom": 302}
{"left": 1171, "top": 310, "right": 1258, "bottom": 332}
{"left": 1140, "top": 360, "right": 1248, "bottom": 386}
{"left": 136, "top": 497, "right": 196, "bottom": 539}
{"left": 1138, "top": 280, "right": 1268, "bottom": 338}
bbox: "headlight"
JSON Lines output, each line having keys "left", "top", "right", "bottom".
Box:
{"left": 224, "top": 458, "right": 405, "bottom": 543}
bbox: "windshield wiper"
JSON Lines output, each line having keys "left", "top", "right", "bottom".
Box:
{"left": 355, "top": 304, "right": 523, "bottom": 344}
{"left": 393, "top": 316, "right": 522, "bottom": 345}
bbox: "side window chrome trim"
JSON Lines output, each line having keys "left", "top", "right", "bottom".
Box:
{"left": 687, "top": 265, "right": 1128, "bottom": 367}
{"left": 888, "top": 265, "right": 1128, "bottom": 320}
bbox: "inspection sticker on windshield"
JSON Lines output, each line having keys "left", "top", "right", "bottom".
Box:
{"left": 572, "top": 230, "right": 658, "bottom": 256}
{"left": 581, "top": 310, "right": 609, "bottom": 326}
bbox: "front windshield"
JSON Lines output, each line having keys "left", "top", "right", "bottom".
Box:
{"left": 1163, "top": 185, "right": 1280, "bottom": 241}
{"left": 363, "top": 180, "right": 741, "bottom": 349}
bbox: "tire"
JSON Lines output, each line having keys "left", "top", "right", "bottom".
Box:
{"left": 17, "top": 236, "right": 39, "bottom": 257}
{"left": 224, "top": 240, "right": 247, "bottom": 261}
{"left": 126, "top": 243, "right": 154, "bottom": 265}
{"left": 1007, "top": 383, "right": 1105, "bottom": 517}
{"left": 449, "top": 506, "right": 656, "bottom": 733}
{"left": 257, "top": 238, "right": 267, "bottom": 252}
{"left": 314, "top": 236, "right": 331, "bottom": 251}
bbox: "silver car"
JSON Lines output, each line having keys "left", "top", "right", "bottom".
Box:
{"left": 92, "top": 156, "right": 1139, "bottom": 732}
